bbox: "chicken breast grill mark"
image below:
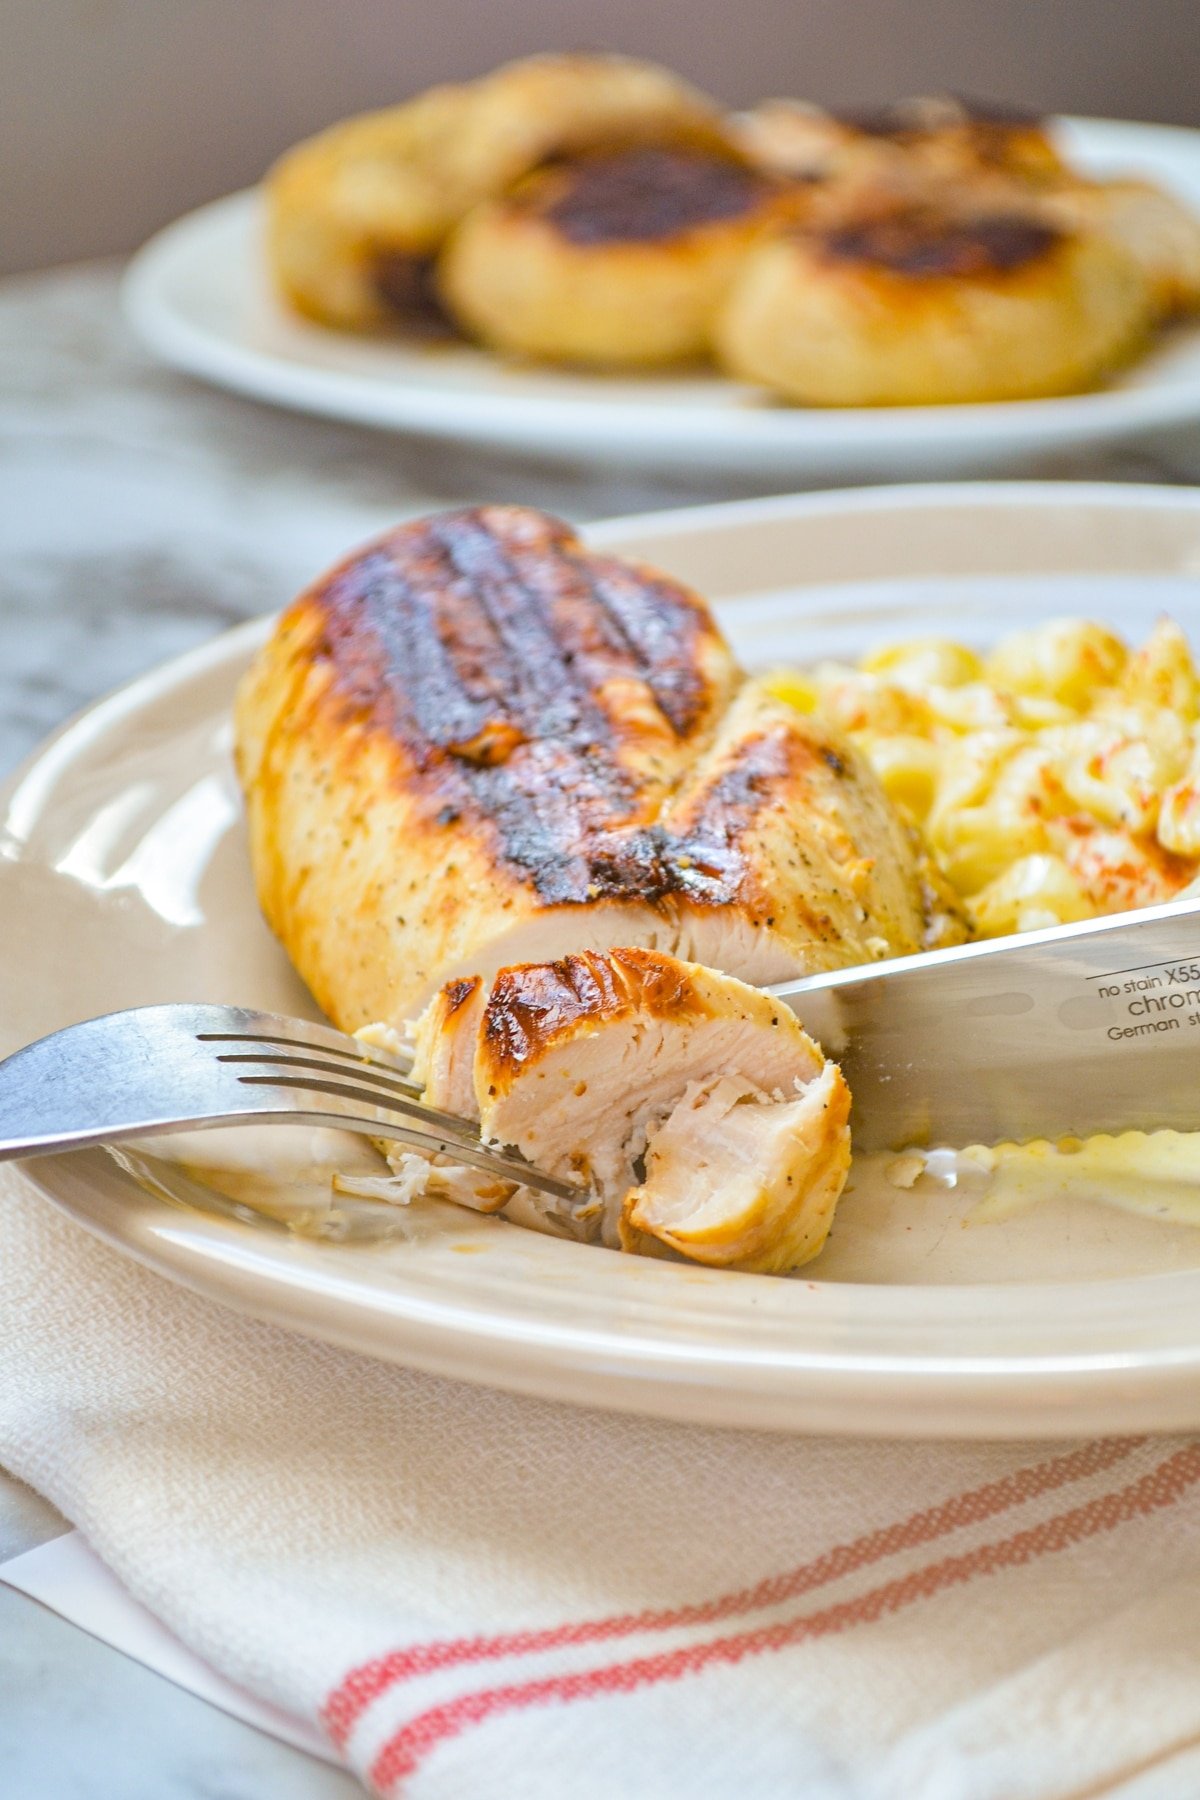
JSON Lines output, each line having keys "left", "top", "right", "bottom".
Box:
{"left": 235, "top": 504, "right": 958, "bottom": 1026}
{"left": 289, "top": 504, "right": 738, "bottom": 901}
{"left": 407, "top": 948, "right": 852, "bottom": 1272}
{"left": 318, "top": 506, "right": 727, "bottom": 767}
{"left": 658, "top": 681, "right": 935, "bottom": 969}
{"left": 477, "top": 945, "right": 712, "bottom": 1080}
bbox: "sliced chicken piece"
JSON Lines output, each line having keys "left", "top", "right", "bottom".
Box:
{"left": 409, "top": 947, "right": 851, "bottom": 1273}
{"left": 235, "top": 506, "right": 959, "bottom": 1031}
{"left": 619, "top": 1069, "right": 850, "bottom": 1270}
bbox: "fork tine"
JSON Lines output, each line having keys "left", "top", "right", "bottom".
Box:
{"left": 223, "top": 1042, "right": 583, "bottom": 1202}
{"left": 235, "top": 1070, "right": 470, "bottom": 1133}
{"left": 198, "top": 1028, "right": 414, "bottom": 1072}
{"left": 234, "top": 1072, "right": 579, "bottom": 1200}
{"left": 220, "top": 1049, "right": 476, "bottom": 1135}
{"left": 215, "top": 1049, "right": 424, "bottom": 1098}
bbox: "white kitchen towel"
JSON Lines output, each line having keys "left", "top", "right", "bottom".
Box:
{"left": 0, "top": 1528, "right": 335, "bottom": 1760}
{"left": 4, "top": 1168, "right": 1200, "bottom": 1800}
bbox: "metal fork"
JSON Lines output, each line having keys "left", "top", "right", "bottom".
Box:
{"left": 0, "top": 1004, "right": 578, "bottom": 1201}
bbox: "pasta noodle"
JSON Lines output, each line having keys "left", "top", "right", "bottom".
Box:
{"left": 767, "top": 615, "right": 1200, "bottom": 937}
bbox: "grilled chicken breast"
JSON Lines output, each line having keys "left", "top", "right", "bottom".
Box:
{"left": 408, "top": 948, "right": 850, "bottom": 1272}
{"left": 235, "top": 506, "right": 957, "bottom": 1030}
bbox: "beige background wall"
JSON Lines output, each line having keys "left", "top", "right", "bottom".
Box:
{"left": 5, "top": 0, "right": 1199, "bottom": 277}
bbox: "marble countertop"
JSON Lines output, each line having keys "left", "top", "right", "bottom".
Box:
{"left": 3, "top": 258, "right": 1200, "bottom": 1798}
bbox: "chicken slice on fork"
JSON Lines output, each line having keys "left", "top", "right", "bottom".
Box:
{"left": 409, "top": 947, "right": 851, "bottom": 1274}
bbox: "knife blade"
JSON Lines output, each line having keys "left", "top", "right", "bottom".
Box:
{"left": 771, "top": 893, "right": 1200, "bottom": 1152}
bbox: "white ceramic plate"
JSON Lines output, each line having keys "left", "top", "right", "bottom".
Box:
{"left": 122, "top": 119, "right": 1200, "bottom": 481}
{"left": 11, "top": 483, "right": 1200, "bottom": 1438}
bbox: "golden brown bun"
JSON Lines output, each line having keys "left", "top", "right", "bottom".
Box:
{"left": 737, "top": 97, "right": 1200, "bottom": 328}
{"left": 438, "top": 147, "right": 797, "bottom": 367}
{"left": 266, "top": 54, "right": 732, "bottom": 330}
{"left": 266, "top": 85, "right": 475, "bottom": 330}
{"left": 447, "top": 50, "right": 734, "bottom": 182}
{"left": 716, "top": 199, "right": 1152, "bottom": 406}
{"left": 736, "top": 94, "right": 1065, "bottom": 189}
{"left": 1039, "top": 176, "right": 1200, "bottom": 317}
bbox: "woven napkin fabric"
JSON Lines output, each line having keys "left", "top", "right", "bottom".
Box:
{"left": 3, "top": 1167, "right": 1200, "bottom": 1799}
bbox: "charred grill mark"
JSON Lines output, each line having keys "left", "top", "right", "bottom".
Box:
{"left": 482, "top": 949, "right": 706, "bottom": 1072}
{"left": 442, "top": 514, "right": 684, "bottom": 754}
{"left": 442, "top": 976, "right": 481, "bottom": 1017}
{"left": 536, "top": 149, "right": 767, "bottom": 246}
{"left": 428, "top": 511, "right": 589, "bottom": 739}
{"left": 311, "top": 507, "right": 733, "bottom": 905}
{"left": 660, "top": 718, "right": 893, "bottom": 944}
{"left": 465, "top": 752, "right": 643, "bottom": 904}
{"left": 484, "top": 953, "right": 622, "bottom": 1070}
{"left": 664, "top": 734, "right": 793, "bottom": 902}
{"left": 606, "top": 946, "right": 710, "bottom": 1019}
{"left": 582, "top": 554, "right": 713, "bottom": 736}
{"left": 320, "top": 549, "right": 510, "bottom": 763}
{"left": 820, "top": 211, "right": 1060, "bottom": 277}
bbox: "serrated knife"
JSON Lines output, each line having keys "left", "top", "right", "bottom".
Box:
{"left": 771, "top": 893, "right": 1200, "bottom": 1151}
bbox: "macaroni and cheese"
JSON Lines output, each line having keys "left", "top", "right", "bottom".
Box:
{"left": 768, "top": 615, "right": 1200, "bottom": 937}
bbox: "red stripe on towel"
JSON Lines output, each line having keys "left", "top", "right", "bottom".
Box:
{"left": 367, "top": 1443, "right": 1200, "bottom": 1794}
{"left": 323, "top": 1436, "right": 1140, "bottom": 1750}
